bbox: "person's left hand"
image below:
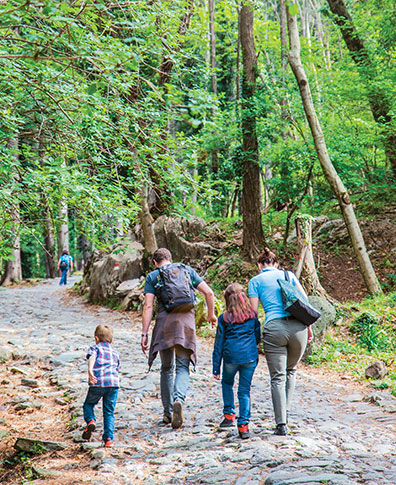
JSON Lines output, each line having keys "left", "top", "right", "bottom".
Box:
{"left": 213, "top": 374, "right": 220, "bottom": 381}
{"left": 207, "top": 313, "right": 217, "bottom": 328}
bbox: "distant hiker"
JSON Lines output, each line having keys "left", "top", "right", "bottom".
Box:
{"left": 212, "top": 283, "right": 261, "bottom": 439}
{"left": 248, "top": 247, "right": 313, "bottom": 436}
{"left": 141, "top": 248, "right": 217, "bottom": 429}
{"left": 57, "top": 250, "right": 73, "bottom": 285}
{"left": 82, "top": 324, "right": 120, "bottom": 448}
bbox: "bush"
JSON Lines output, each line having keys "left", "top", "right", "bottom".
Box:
{"left": 349, "top": 312, "right": 388, "bottom": 352}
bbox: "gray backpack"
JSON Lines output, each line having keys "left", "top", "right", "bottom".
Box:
{"left": 156, "top": 263, "right": 195, "bottom": 313}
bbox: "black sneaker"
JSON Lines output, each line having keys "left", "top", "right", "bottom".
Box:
{"left": 238, "top": 423, "right": 250, "bottom": 439}
{"left": 162, "top": 415, "right": 171, "bottom": 425}
{"left": 219, "top": 414, "right": 236, "bottom": 428}
{"left": 274, "top": 424, "right": 287, "bottom": 436}
{"left": 171, "top": 401, "right": 183, "bottom": 429}
{"left": 82, "top": 420, "right": 96, "bottom": 440}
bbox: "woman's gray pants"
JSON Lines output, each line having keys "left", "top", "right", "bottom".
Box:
{"left": 262, "top": 318, "right": 307, "bottom": 425}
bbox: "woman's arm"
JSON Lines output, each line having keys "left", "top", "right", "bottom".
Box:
{"left": 212, "top": 315, "right": 225, "bottom": 377}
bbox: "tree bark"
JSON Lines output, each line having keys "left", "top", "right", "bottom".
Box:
{"left": 57, "top": 201, "right": 69, "bottom": 258}
{"left": 293, "top": 217, "right": 331, "bottom": 299}
{"left": 286, "top": 5, "right": 381, "bottom": 295}
{"left": 1, "top": 137, "right": 22, "bottom": 286}
{"left": 140, "top": 184, "right": 158, "bottom": 255}
{"left": 39, "top": 135, "right": 56, "bottom": 278}
{"left": 326, "top": 0, "right": 396, "bottom": 179}
{"left": 209, "top": 0, "right": 218, "bottom": 175}
{"left": 240, "top": 3, "right": 265, "bottom": 260}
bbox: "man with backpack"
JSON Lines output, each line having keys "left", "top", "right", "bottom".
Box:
{"left": 57, "top": 250, "right": 73, "bottom": 285}
{"left": 141, "top": 248, "right": 217, "bottom": 429}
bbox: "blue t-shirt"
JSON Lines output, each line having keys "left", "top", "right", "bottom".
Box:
{"left": 144, "top": 263, "right": 203, "bottom": 311}
{"left": 248, "top": 267, "right": 301, "bottom": 324}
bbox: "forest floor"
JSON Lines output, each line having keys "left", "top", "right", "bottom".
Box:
{"left": 0, "top": 278, "right": 395, "bottom": 484}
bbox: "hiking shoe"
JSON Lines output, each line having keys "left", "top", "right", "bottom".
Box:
{"left": 238, "top": 423, "right": 250, "bottom": 439}
{"left": 162, "top": 415, "right": 172, "bottom": 425}
{"left": 82, "top": 420, "right": 96, "bottom": 440}
{"left": 219, "top": 414, "right": 236, "bottom": 428}
{"left": 274, "top": 424, "right": 287, "bottom": 436}
{"left": 104, "top": 438, "right": 113, "bottom": 448}
{"left": 171, "top": 401, "right": 183, "bottom": 429}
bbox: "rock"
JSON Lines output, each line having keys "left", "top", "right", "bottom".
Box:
{"left": 14, "top": 437, "right": 68, "bottom": 452}
{"left": 32, "top": 466, "right": 62, "bottom": 478}
{"left": 0, "top": 430, "right": 10, "bottom": 439}
{"left": 304, "top": 296, "right": 336, "bottom": 358}
{"left": 21, "top": 378, "right": 39, "bottom": 388}
{"left": 365, "top": 361, "right": 388, "bottom": 379}
{"left": 0, "top": 346, "right": 12, "bottom": 361}
{"left": 87, "top": 241, "right": 144, "bottom": 304}
{"left": 154, "top": 216, "right": 217, "bottom": 263}
{"left": 9, "top": 366, "right": 28, "bottom": 375}
{"left": 115, "top": 278, "right": 141, "bottom": 296}
{"left": 91, "top": 448, "right": 106, "bottom": 460}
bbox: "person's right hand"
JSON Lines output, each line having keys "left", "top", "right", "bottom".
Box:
{"left": 307, "top": 326, "right": 313, "bottom": 343}
{"left": 141, "top": 335, "right": 149, "bottom": 354}
{"left": 207, "top": 313, "right": 217, "bottom": 328}
{"left": 213, "top": 374, "right": 220, "bottom": 381}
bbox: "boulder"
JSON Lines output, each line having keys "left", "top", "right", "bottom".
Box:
{"left": 154, "top": 216, "right": 217, "bottom": 262}
{"left": 115, "top": 278, "right": 141, "bottom": 296}
{"left": 365, "top": 361, "right": 388, "bottom": 379}
{"left": 87, "top": 241, "right": 144, "bottom": 304}
{"left": 0, "top": 346, "right": 12, "bottom": 361}
{"left": 304, "top": 296, "right": 337, "bottom": 358}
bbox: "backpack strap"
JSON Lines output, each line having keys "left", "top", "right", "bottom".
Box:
{"left": 284, "top": 270, "right": 290, "bottom": 282}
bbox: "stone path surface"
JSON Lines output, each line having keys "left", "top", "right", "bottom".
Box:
{"left": 1, "top": 278, "right": 396, "bottom": 484}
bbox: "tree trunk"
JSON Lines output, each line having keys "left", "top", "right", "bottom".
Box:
{"left": 57, "top": 202, "right": 69, "bottom": 258}
{"left": 39, "top": 135, "right": 56, "bottom": 278}
{"left": 80, "top": 234, "right": 91, "bottom": 268}
{"left": 293, "top": 217, "right": 332, "bottom": 299}
{"left": 1, "top": 137, "right": 22, "bottom": 286}
{"left": 286, "top": 5, "right": 381, "bottom": 295}
{"left": 209, "top": 0, "right": 218, "bottom": 175}
{"left": 326, "top": 0, "right": 396, "bottom": 179}
{"left": 239, "top": 3, "right": 265, "bottom": 260}
{"left": 140, "top": 184, "right": 158, "bottom": 254}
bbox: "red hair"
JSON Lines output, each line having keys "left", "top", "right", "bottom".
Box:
{"left": 223, "top": 283, "right": 256, "bottom": 324}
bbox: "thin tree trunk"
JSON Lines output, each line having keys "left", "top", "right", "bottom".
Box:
{"left": 209, "top": 0, "right": 218, "bottom": 174}
{"left": 293, "top": 217, "right": 331, "bottom": 299}
{"left": 1, "top": 137, "right": 22, "bottom": 286}
{"left": 140, "top": 184, "right": 158, "bottom": 254}
{"left": 39, "top": 135, "right": 56, "bottom": 278}
{"left": 80, "top": 234, "right": 91, "bottom": 268}
{"left": 239, "top": 3, "right": 265, "bottom": 260}
{"left": 326, "top": 0, "right": 396, "bottom": 179}
{"left": 57, "top": 202, "right": 69, "bottom": 258}
{"left": 286, "top": 5, "right": 381, "bottom": 295}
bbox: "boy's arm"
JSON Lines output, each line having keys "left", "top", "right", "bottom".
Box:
{"left": 141, "top": 293, "right": 155, "bottom": 353}
{"left": 197, "top": 281, "right": 217, "bottom": 326}
{"left": 88, "top": 354, "right": 97, "bottom": 385}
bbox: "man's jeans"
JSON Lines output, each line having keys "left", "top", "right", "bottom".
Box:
{"left": 59, "top": 269, "right": 68, "bottom": 285}
{"left": 83, "top": 387, "right": 118, "bottom": 441}
{"left": 222, "top": 360, "right": 257, "bottom": 426}
{"left": 160, "top": 345, "right": 191, "bottom": 417}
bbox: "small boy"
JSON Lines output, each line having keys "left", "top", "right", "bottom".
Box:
{"left": 82, "top": 324, "right": 120, "bottom": 447}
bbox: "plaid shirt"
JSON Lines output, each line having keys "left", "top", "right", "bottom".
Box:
{"left": 87, "top": 342, "right": 120, "bottom": 388}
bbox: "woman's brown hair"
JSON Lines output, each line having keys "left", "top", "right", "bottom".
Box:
{"left": 223, "top": 283, "right": 256, "bottom": 324}
{"left": 257, "top": 247, "right": 278, "bottom": 267}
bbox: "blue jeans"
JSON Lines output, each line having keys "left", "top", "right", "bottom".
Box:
{"left": 222, "top": 360, "right": 257, "bottom": 426}
{"left": 160, "top": 345, "right": 191, "bottom": 417}
{"left": 59, "top": 269, "right": 68, "bottom": 285}
{"left": 83, "top": 387, "right": 118, "bottom": 441}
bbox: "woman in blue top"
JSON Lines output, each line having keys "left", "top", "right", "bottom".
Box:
{"left": 213, "top": 283, "right": 261, "bottom": 439}
{"left": 249, "top": 248, "right": 313, "bottom": 436}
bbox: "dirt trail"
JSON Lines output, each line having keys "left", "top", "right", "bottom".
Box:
{"left": 0, "top": 278, "right": 395, "bottom": 484}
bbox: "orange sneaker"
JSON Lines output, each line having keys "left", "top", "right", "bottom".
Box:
{"left": 238, "top": 423, "right": 250, "bottom": 439}
{"left": 219, "top": 414, "right": 236, "bottom": 428}
{"left": 104, "top": 438, "right": 113, "bottom": 448}
{"left": 82, "top": 420, "right": 96, "bottom": 440}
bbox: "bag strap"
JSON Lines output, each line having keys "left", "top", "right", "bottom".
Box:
{"left": 284, "top": 270, "right": 290, "bottom": 282}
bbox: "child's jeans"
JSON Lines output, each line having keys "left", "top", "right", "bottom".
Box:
{"left": 221, "top": 360, "right": 257, "bottom": 426}
{"left": 83, "top": 386, "right": 118, "bottom": 441}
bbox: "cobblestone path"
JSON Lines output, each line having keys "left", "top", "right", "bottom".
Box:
{"left": 0, "top": 278, "right": 395, "bottom": 484}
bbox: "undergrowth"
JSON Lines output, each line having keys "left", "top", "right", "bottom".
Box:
{"left": 306, "top": 291, "right": 396, "bottom": 395}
